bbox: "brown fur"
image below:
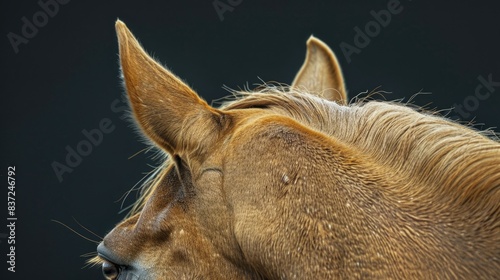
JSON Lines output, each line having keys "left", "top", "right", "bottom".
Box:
{"left": 93, "top": 20, "right": 500, "bottom": 279}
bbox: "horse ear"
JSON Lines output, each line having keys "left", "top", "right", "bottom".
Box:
{"left": 115, "top": 20, "right": 222, "bottom": 156}
{"left": 292, "top": 36, "right": 347, "bottom": 104}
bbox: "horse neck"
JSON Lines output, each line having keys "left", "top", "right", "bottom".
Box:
{"left": 325, "top": 101, "right": 500, "bottom": 223}
{"left": 305, "top": 102, "right": 500, "bottom": 276}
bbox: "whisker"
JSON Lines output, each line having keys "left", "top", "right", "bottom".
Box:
{"left": 81, "top": 251, "right": 98, "bottom": 258}
{"left": 114, "top": 147, "right": 160, "bottom": 206}
{"left": 118, "top": 163, "right": 161, "bottom": 210}
{"left": 118, "top": 203, "right": 135, "bottom": 215}
{"left": 85, "top": 255, "right": 104, "bottom": 268}
{"left": 115, "top": 178, "right": 145, "bottom": 205}
{"left": 82, "top": 263, "right": 93, "bottom": 270}
{"left": 72, "top": 217, "right": 104, "bottom": 240}
{"left": 81, "top": 253, "right": 100, "bottom": 269}
{"left": 128, "top": 147, "right": 150, "bottom": 160}
{"left": 51, "top": 220, "right": 100, "bottom": 244}
{"left": 116, "top": 162, "right": 157, "bottom": 205}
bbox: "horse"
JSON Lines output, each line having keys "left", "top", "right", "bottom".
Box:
{"left": 92, "top": 20, "right": 500, "bottom": 279}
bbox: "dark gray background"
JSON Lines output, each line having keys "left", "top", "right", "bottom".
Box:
{"left": 1, "top": 0, "right": 499, "bottom": 279}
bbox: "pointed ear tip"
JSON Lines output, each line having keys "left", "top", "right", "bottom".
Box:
{"left": 115, "top": 20, "right": 132, "bottom": 41}
{"left": 306, "top": 36, "right": 328, "bottom": 49}
{"left": 115, "top": 19, "right": 126, "bottom": 29}
{"left": 306, "top": 35, "right": 317, "bottom": 45}
{"left": 307, "top": 34, "right": 316, "bottom": 40}
{"left": 115, "top": 21, "right": 136, "bottom": 49}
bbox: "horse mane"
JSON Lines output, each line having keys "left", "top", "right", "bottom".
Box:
{"left": 127, "top": 86, "right": 500, "bottom": 229}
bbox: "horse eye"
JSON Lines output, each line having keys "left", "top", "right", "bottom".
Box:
{"left": 102, "top": 260, "right": 120, "bottom": 280}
